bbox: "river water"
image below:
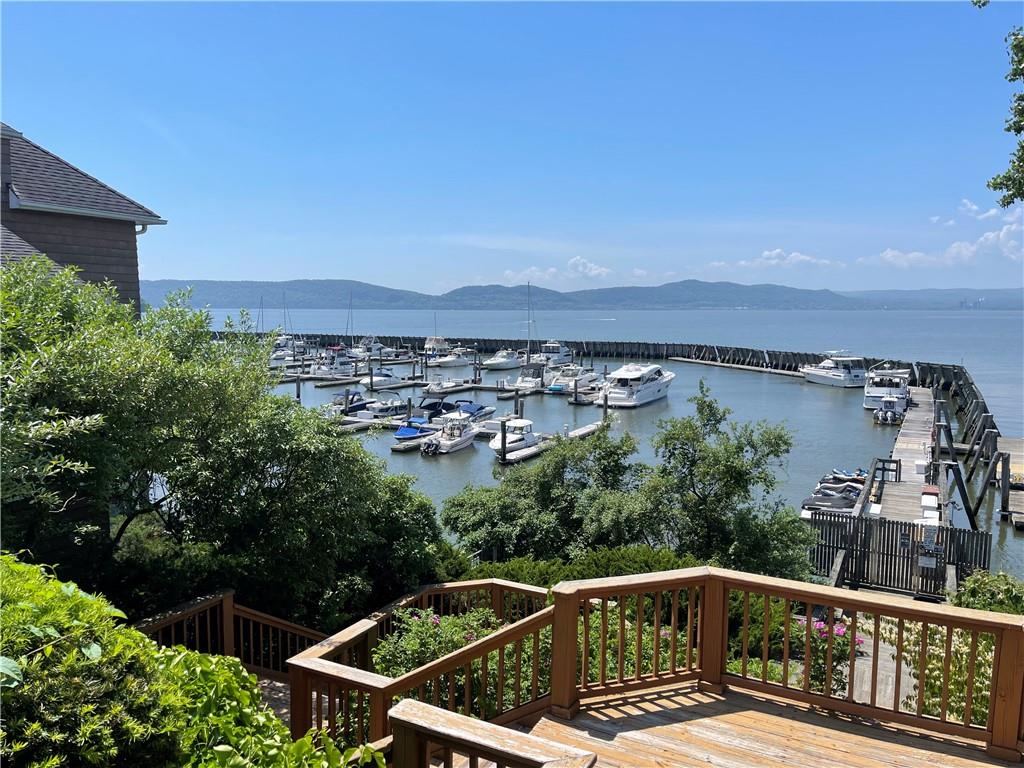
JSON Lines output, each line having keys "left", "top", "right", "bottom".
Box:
{"left": 217, "top": 307, "right": 1023, "bottom": 576}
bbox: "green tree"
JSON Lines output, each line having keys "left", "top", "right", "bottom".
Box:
{"left": 1, "top": 257, "right": 440, "bottom": 628}
{"left": 974, "top": 0, "right": 1023, "bottom": 206}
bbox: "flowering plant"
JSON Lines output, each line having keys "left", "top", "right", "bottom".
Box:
{"left": 796, "top": 615, "right": 863, "bottom": 696}
{"left": 371, "top": 607, "right": 499, "bottom": 678}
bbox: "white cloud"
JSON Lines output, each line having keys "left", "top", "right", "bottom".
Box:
{"left": 929, "top": 216, "right": 941, "bottom": 224}
{"left": 860, "top": 215, "right": 1022, "bottom": 267}
{"left": 943, "top": 219, "right": 956, "bottom": 227}
{"left": 631, "top": 268, "right": 648, "bottom": 278}
{"left": 959, "top": 198, "right": 1000, "bottom": 221}
{"left": 566, "top": 256, "right": 611, "bottom": 279}
{"left": 737, "top": 248, "right": 842, "bottom": 269}
{"left": 977, "top": 208, "right": 1000, "bottom": 221}
{"left": 502, "top": 266, "right": 559, "bottom": 284}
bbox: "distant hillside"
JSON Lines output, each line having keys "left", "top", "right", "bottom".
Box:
{"left": 142, "top": 278, "right": 864, "bottom": 310}
{"left": 839, "top": 288, "right": 1023, "bottom": 311}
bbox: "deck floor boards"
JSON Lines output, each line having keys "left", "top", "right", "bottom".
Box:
{"left": 512, "top": 684, "right": 1008, "bottom": 768}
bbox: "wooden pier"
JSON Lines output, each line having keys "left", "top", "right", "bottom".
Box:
{"left": 668, "top": 356, "right": 804, "bottom": 378}
{"left": 872, "top": 387, "right": 938, "bottom": 524}
{"left": 498, "top": 421, "right": 604, "bottom": 464}
{"left": 997, "top": 436, "right": 1024, "bottom": 529}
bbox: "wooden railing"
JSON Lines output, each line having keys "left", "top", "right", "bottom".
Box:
{"left": 388, "top": 699, "right": 595, "bottom": 768}
{"left": 137, "top": 590, "right": 326, "bottom": 679}
{"left": 288, "top": 579, "right": 551, "bottom": 743}
{"left": 549, "top": 566, "right": 1024, "bottom": 762}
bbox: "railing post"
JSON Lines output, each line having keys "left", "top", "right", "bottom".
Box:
{"left": 288, "top": 665, "right": 312, "bottom": 740}
{"left": 221, "top": 590, "right": 236, "bottom": 658}
{"left": 390, "top": 718, "right": 426, "bottom": 767}
{"left": 370, "top": 689, "right": 389, "bottom": 742}
{"left": 698, "top": 575, "right": 726, "bottom": 694}
{"left": 491, "top": 581, "right": 505, "bottom": 623}
{"left": 987, "top": 628, "right": 1024, "bottom": 761}
{"left": 550, "top": 584, "right": 580, "bottom": 719}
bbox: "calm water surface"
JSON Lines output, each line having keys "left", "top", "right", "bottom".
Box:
{"left": 243, "top": 308, "right": 1023, "bottom": 575}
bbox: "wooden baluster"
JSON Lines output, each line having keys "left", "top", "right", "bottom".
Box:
{"left": 532, "top": 630, "right": 540, "bottom": 700}
{"left": 480, "top": 652, "right": 489, "bottom": 718}
{"left": 618, "top": 595, "right": 626, "bottom": 683}
{"left": 600, "top": 599, "right": 608, "bottom": 686}
{"left": 316, "top": 685, "right": 323, "bottom": 730}
{"left": 846, "top": 612, "right": 858, "bottom": 701}
{"left": 802, "top": 603, "right": 812, "bottom": 693}
{"left": 939, "top": 625, "right": 953, "bottom": 721}
{"left": 448, "top": 670, "right": 456, "bottom": 711}
{"left": 463, "top": 663, "right": 472, "bottom": 716}
{"left": 964, "top": 631, "right": 979, "bottom": 726}
{"left": 670, "top": 590, "right": 679, "bottom": 675}
{"left": 432, "top": 677, "right": 440, "bottom": 708}
{"left": 582, "top": 598, "right": 590, "bottom": 688}
{"left": 741, "top": 592, "right": 750, "bottom": 679}
{"left": 634, "top": 593, "right": 643, "bottom": 679}
{"left": 514, "top": 639, "right": 523, "bottom": 708}
{"left": 687, "top": 589, "right": 696, "bottom": 672}
{"left": 327, "top": 682, "right": 337, "bottom": 736}
{"left": 653, "top": 592, "right": 662, "bottom": 676}
{"left": 443, "top": 747, "right": 454, "bottom": 768}
{"left": 496, "top": 644, "right": 505, "bottom": 715}
{"left": 824, "top": 608, "right": 835, "bottom": 697}
{"left": 893, "top": 618, "right": 905, "bottom": 712}
{"left": 782, "top": 600, "right": 791, "bottom": 688}
{"left": 761, "top": 595, "right": 771, "bottom": 684}
{"left": 870, "top": 615, "right": 881, "bottom": 708}
{"left": 916, "top": 622, "right": 930, "bottom": 716}
{"left": 343, "top": 684, "right": 350, "bottom": 743}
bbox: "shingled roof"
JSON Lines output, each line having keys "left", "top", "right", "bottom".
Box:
{"left": 2, "top": 123, "right": 165, "bottom": 225}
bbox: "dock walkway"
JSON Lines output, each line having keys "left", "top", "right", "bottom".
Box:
{"left": 874, "top": 387, "right": 936, "bottom": 524}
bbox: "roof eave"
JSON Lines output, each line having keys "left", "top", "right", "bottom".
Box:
{"left": 9, "top": 189, "right": 166, "bottom": 225}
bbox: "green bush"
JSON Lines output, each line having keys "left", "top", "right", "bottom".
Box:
{"left": 372, "top": 607, "right": 500, "bottom": 678}
{"left": 0, "top": 554, "right": 383, "bottom": 767}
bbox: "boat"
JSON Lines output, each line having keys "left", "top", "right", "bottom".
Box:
{"left": 799, "top": 353, "right": 867, "bottom": 388}
{"left": 325, "top": 391, "right": 373, "bottom": 417}
{"left": 423, "top": 376, "right": 468, "bottom": 395}
{"left": 482, "top": 349, "right": 523, "bottom": 370}
{"left": 597, "top": 363, "right": 675, "bottom": 408}
{"left": 427, "top": 350, "right": 471, "bottom": 368}
{"left": 420, "top": 412, "right": 479, "bottom": 455}
{"left": 423, "top": 336, "right": 450, "bottom": 358}
{"left": 362, "top": 391, "right": 408, "bottom": 420}
{"left": 308, "top": 346, "right": 357, "bottom": 377}
{"left": 538, "top": 340, "right": 574, "bottom": 367}
{"left": 358, "top": 367, "right": 404, "bottom": 389}
{"left": 352, "top": 335, "right": 397, "bottom": 361}
{"left": 546, "top": 364, "right": 600, "bottom": 393}
{"left": 394, "top": 416, "right": 435, "bottom": 441}
{"left": 874, "top": 395, "right": 906, "bottom": 425}
{"left": 487, "top": 418, "right": 540, "bottom": 456}
{"left": 451, "top": 400, "right": 496, "bottom": 423}
{"left": 503, "top": 362, "right": 552, "bottom": 392}
{"left": 800, "top": 489, "right": 859, "bottom": 514}
{"left": 863, "top": 364, "right": 911, "bottom": 410}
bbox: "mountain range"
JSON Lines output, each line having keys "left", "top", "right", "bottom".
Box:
{"left": 140, "top": 279, "right": 1024, "bottom": 312}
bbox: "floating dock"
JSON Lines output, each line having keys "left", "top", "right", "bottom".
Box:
{"left": 497, "top": 421, "right": 604, "bottom": 464}
{"left": 668, "top": 357, "right": 804, "bottom": 378}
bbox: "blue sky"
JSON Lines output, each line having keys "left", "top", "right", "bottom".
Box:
{"left": 3, "top": 1, "right": 1022, "bottom": 292}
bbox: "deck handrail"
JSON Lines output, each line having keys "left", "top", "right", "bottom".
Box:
{"left": 388, "top": 699, "right": 596, "bottom": 768}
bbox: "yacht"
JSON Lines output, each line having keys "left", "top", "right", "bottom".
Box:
{"left": 420, "top": 412, "right": 479, "bottom": 455}
{"left": 325, "top": 391, "right": 373, "bottom": 417}
{"left": 538, "top": 340, "right": 574, "bottom": 367}
{"left": 546, "top": 364, "right": 600, "bottom": 394}
{"left": 423, "top": 336, "right": 450, "bottom": 358}
{"left": 482, "top": 349, "right": 523, "bottom": 370}
{"left": 597, "top": 363, "right": 675, "bottom": 408}
{"left": 352, "top": 335, "right": 397, "bottom": 360}
{"left": 358, "top": 367, "right": 404, "bottom": 389}
{"left": 862, "top": 364, "right": 911, "bottom": 409}
{"left": 451, "top": 400, "right": 496, "bottom": 424}
{"left": 799, "top": 354, "right": 867, "bottom": 388}
{"left": 487, "top": 418, "right": 540, "bottom": 456}
{"left": 308, "top": 346, "right": 357, "bottom": 377}
{"left": 394, "top": 416, "right": 434, "bottom": 442}
{"left": 508, "top": 363, "right": 555, "bottom": 392}
{"left": 427, "top": 350, "right": 471, "bottom": 368}
{"left": 361, "top": 391, "right": 408, "bottom": 420}
{"left": 423, "top": 376, "right": 467, "bottom": 395}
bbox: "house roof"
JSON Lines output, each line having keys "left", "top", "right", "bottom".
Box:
{"left": 1, "top": 123, "right": 165, "bottom": 225}
{"left": 0, "top": 223, "right": 37, "bottom": 259}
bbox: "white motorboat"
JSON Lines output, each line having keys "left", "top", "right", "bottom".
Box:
{"left": 488, "top": 418, "right": 540, "bottom": 456}
{"left": 874, "top": 395, "right": 907, "bottom": 425}
{"left": 423, "top": 336, "right": 451, "bottom": 358}
{"left": 309, "top": 346, "right": 357, "bottom": 377}
{"left": 420, "top": 412, "right": 479, "bottom": 455}
{"left": 597, "top": 363, "right": 675, "bottom": 408}
{"left": 482, "top": 349, "right": 523, "bottom": 370}
{"left": 361, "top": 391, "right": 408, "bottom": 420}
{"left": 546, "top": 364, "right": 600, "bottom": 394}
{"left": 350, "top": 335, "right": 397, "bottom": 360}
{"left": 423, "top": 376, "right": 468, "bottom": 395}
{"left": 450, "top": 400, "right": 496, "bottom": 423}
{"left": 325, "top": 391, "right": 373, "bottom": 417}
{"left": 508, "top": 363, "right": 555, "bottom": 392}
{"left": 427, "top": 351, "right": 471, "bottom": 368}
{"left": 359, "top": 367, "right": 404, "bottom": 389}
{"left": 799, "top": 353, "right": 867, "bottom": 388}
{"left": 538, "top": 340, "right": 574, "bottom": 367}
{"left": 863, "top": 364, "right": 911, "bottom": 410}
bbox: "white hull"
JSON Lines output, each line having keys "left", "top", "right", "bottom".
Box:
{"left": 428, "top": 356, "right": 470, "bottom": 368}
{"left": 360, "top": 375, "right": 403, "bottom": 389}
{"left": 488, "top": 434, "right": 539, "bottom": 456}
{"left": 483, "top": 358, "right": 522, "bottom": 370}
{"left": 863, "top": 393, "right": 908, "bottom": 410}
{"left": 421, "top": 430, "right": 477, "bottom": 454}
{"left": 801, "top": 370, "right": 864, "bottom": 388}
{"left": 599, "top": 369, "right": 675, "bottom": 408}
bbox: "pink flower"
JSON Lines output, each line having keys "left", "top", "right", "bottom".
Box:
{"left": 660, "top": 629, "right": 671, "bottom": 639}
{"left": 833, "top": 625, "right": 847, "bottom": 637}
{"left": 431, "top": 615, "right": 441, "bottom": 626}
{"left": 465, "top": 632, "right": 477, "bottom": 642}
{"left": 855, "top": 637, "right": 865, "bottom": 646}
{"left": 813, "top": 621, "right": 825, "bottom": 629}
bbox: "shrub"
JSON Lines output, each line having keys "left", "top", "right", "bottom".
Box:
{"left": 372, "top": 607, "right": 500, "bottom": 678}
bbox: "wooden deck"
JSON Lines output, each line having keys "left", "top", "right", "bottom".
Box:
{"left": 876, "top": 387, "right": 938, "bottom": 524}
{"left": 520, "top": 683, "right": 1007, "bottom": 768}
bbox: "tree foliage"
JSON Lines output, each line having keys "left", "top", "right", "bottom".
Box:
{"left": 442, "top": 383, "right": 815, "bottom": 580}
{"left": 974, "top": 0, "right": 1024, "bottom": 206}
{"left": 1, "top": 257, "right": 441, "bottom": 628}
